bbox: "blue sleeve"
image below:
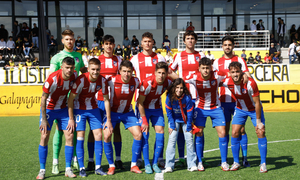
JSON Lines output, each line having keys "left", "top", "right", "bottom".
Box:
{"left": 185, "top": 95, "right": 194, "bottom": 132}
{"left": 165, "top": 95, "right": 176, "bottom": 130}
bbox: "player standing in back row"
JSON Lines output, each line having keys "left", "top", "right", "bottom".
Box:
{"left": 169, "top": 31, "right": 205, "bottom": 166}
{"left": 213, "top": 36, "right": 251, "bottom": 167}
{"left": 130, "top": 32, "right": 166, "bottom": 168}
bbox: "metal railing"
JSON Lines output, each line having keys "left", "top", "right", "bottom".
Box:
{"left": 178, "top": 30, "right": 270, "bottom": 52}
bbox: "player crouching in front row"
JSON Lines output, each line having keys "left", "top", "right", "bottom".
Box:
{"left": 220, "top": 61, "right": 267, "bottom": 173}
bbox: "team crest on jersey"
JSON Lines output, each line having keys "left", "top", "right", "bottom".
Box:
{"left": 130, "top": 85, "right": 135, "bottom": 91}
{"left": 113, "top": 61, "right": 118, "bottom": 67}
{"left": 196, "top": 56, "right": 200, "bottom": 61}
{"left": 140, "top": 85, "right": 145, "bottom": 92}
{"left": 242, "top": 88, "right": 247, "bottom": 94}
{"left": 70, "top": 81, "right": 74, "bottom": 87}
{"left": 152, "top": 59, "right": 157, "bottom": 64}
{"left": 74, "top": 57, "right": 80, "bottom": 63}
{"left": 72, "top": 83, "right": 77, "bottom": 89}
{"left": 211, "top": 80, "right": 216, "bottom": 86}
{"left": 96, "top": 85, "right": 102, "bottom": 91}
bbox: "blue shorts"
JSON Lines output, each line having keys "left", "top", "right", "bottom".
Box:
{"left": 194, "top": 107, "right": 226, "bottom": 127}
{"left": 74, "top": 109, "right": 103, "bottom": 131}
{"left": 104, "top": 111, "right": 140, "bottom": 129}
{"left": 97, "top": 100, "right": 106, "bottom": 119}
{"left": 221, "top": 102, "right": 236, "bottom": 123}
{"left": 232, "top": 107, "right": 266, "bottom": 126}
{"left": 39, "top": 107, "right": 69, "bottom": 131}
{"left": 142, "top": 108, "right": 165, "bottom": 127}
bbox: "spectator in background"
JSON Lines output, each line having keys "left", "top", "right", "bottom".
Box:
{"left": 82, "top": 40, "right": 88, "bottom": 49}
{"left": 48, "top": 35, "right": 57, "bottom": 58}
{"left": 294, "top": 33, "right": 300, "bottom": 42}
{"left": 264, "top": 53, "right": 272, "bottom": 64}
{"left": 162, "top": 35, "right": 171, "bottom": 53}
{"left": 206, "top": 50, "right": 215, "bottom": 62}
{"left": 124, "top": 44, "right": 131, "bottom": 60}
{"left": 88, "top": 51, "right": 97, "bottom": 60}
{"left": 272, "top": 53, "right": 280, "bottom": 64}
{"left": 288, "top": 40, "right": 297, "bottom": 64}
{"left": 23, "top": 37, "right": 33, "bottom": 58}
{"left": 247, "top": 53, "right": 255, "bottom": 64}
{"left": 25, "top": 57, "right": 32, "bottom": 67}
{"left": 0, "top": 38, "right": 7, "bottom": 58}
{"left": 277, "top": 19, "right": 286, "bottom": 48}
{"left": 131, "top": 35, "right": 139, "bottom": 50}
{"left": 241, "top": 49, "right": 247, "bottom": 61}
{"left": 115, "top": 44, "right": 123, "bottom": 57}
{"left": 82, "top": 51, "right": 89, "bottom": 67}
{"left": 91, "top": 39, "right": 99, "bottom": 50}
{"left": 251, "top": 20, "right": 257, "bottom": 47}
{"left": 31, "top": 23, "right": 39, "bottom": 48}
{"left": 255, "top": 51, "right": 261, "bottom": 63}
{"left": 122, "top": 36, "right": 131, "bottom": 48}
{"left": 186, "top": 21, "right": 195, "bottom": 31}
{"left": 165, "top": 51, "right": 173, "bottom": 64}
{"left": 94, "top": 23, "right": 104, "bottom": 44}
{"left": 270, "top": 34, "right": 279, "bottom": 45}
{"left": 290, "top": 24, "right": 297, "bottom": 43}
{"left": 269, "top": 43, "right": 279, "bottom": 58}
{"left": 6, "top": 36, "right": 15, "bottom": 58}
{"left": 21, "top": 22, "right": 30, "bottom": 40}
{"left": 131, "top": 46, "right": 138, "bottom": 56}
{"left": 45, "top": 26, "right": 51, "bottom": 45}
{"left": 15, "top": 37, "right": 23, "bottom": 59}
{"left": 152, "top": 39, "right": 157, "bottom": 52}
{"left": 257, "top": 19, "right": 265, "bottom": 47}
{"left": 295, "top": 43, "right": 300, "bottom": 61}
{"left": 12, "top": 21, "right": 20, "bottom": 41}
{"left": 0, "top": 24, "right": 8, "bottom": 41}
{"left": 75, "top": 35, "right": 83, "bottom": 51}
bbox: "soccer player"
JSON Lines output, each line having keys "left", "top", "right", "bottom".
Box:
{"left": 213, "top": 35, "right": 251, "bottom": 167}
{"left": 36, "top": 57, "right": 77, "bottom": 179}
{"left": 85, "top": 35, "right": 123, "bottom": 171}
{"left": 103, "top": 60, "right": 142, "bottom": 175}
{"left": 130, "top": 32, "right": 166, "bottom": 167}
{"left": 221, "top": 62, "right": 267, "bottom": 173}
{"left": 186, "top": 57, "right": 229, "bottom": 171}
{"left": 49, "top": 29, "right": 87, "bottom": 174}
{"left": 67, "top": 58, "right": 111, "bottom": 177}
{"left": 137, "top": 62, "right": 172, "bottom": 173}
{"left": 169, "top": 30, "right": 205, "bottom": 166}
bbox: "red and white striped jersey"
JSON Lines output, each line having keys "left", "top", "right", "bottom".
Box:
{"left": 170, "top": 50, "right": 204, "bottom": 99}
{"left": 186, "top": 72, "right": 224, "bottom": 110}
{"left": 96, "top": 54, "right": 122, "bottom": 101}
{"left": 107, "top": 74, "right": 140, "bottom": 113}
{"left": 130, "top": 52, "right": 166, "bottom": 82}
{"left": 71, "top": 72, "right": 108, "bottom": 110}
{"left": 139, "top": 76, "right": 172, "bottom": 109}
{"left": 43, "top": 69, "right": 77, "bottom": 110}
{"left": 222, "top": 77, "right": 259, "bottom": 111}
{"left": 213, "top": 55, "right": 249, "bottom": 103}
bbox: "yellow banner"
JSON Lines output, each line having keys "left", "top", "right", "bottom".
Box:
{"left": 258, "top": 84, "right": 300, "bottom": 112}
{"left": 0, "top": 86, "right": 42, "bottom": 116}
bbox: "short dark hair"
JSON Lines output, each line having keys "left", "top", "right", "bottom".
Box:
{"left": 61, "top": 29, "right": 74, "bottom": 38}
{"left": 222, "top": 35, "right": 235, "bottom": 45}
{"left": 142, "top": 32, "right": 153, "bottom": 40}
{"left": 102, "top": 34, "right": 115, "bottom": 44}
{"left": 89, "top": 58, "right": 101, "bottom": 66}
{"left": 120, "top": 60, "right": 133, "bottom": 70}
{"left": 62, "top": 57, "right": 75, "bottom": 65}
{"left": 228, "top": 61, "right": 242, "bottom": 70}
{"left": 183, "top": 31, "right": 198, "bottom": 42}
{"left": 253, "top": 20, "right": 256, "bottom": 23}
{"left": 155, "top": 62, "right": 168, "bottom": 72}
{"left": 199, "top": 57, "right": 212, "bottom": 67}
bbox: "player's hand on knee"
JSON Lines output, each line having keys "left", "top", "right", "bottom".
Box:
{"left": 141, "top": 124, "right": 149, "bottom": 135}
{"left": 168, "top": 128, "right": 176, "bottom": 135}
{"left": 256, "top": 122, "right": 265, "bottom": 130}
{"left": 66, "top": 119, "right": 75, "bottom": 133}
{"left": 39, "top": 119, "right": 50, "bottom": 135}
{"left": 104, "top": 121, "right": 114, "bottom": 134}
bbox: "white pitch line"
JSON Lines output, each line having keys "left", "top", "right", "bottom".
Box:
{"left": 154, "top": 139, "right": 300, "bottom": 180}
{"left": 204, "top": 139, "right": 300, "bottom": 153}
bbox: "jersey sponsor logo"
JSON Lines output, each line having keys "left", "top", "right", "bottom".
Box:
{"left": 113, "top": 61, "right": 118, "bottom": 67}
{"left": 242, "top": 88, "right": 247, "bottom": 94}
{"left": 96, "top": 85, "right": 101, "bottom": 91}
{"left": 211, "top": 80, "right": 216, "bottom": 86}
{"left": 74, "top": 57, "right": 79, "bottom": 63}
{"left": 152, "top": 59, "right": 157, "bottom": 64}
{"left": 130, "top": 85, "right": 135, "bottom": 92}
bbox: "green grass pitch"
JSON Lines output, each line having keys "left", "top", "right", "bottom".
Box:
{"left": 0, "top": 112, "right": 300, "bottom": 180}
